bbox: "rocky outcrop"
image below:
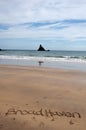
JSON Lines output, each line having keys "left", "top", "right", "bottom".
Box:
{"left": 37, "top": 44, "right": 45, "bottom": 51}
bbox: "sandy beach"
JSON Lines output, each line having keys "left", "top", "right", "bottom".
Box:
{"left": 0, "top": 65, "right": 86, "bottom": 130}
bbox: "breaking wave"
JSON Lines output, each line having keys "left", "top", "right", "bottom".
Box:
{"left": 0, "top": 55, "right": 86, "bottom": 63}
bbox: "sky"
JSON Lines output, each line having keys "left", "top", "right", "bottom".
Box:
{"left": 0, "top": 0, "right": 86, "bottom": 50}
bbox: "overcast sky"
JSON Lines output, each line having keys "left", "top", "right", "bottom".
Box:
{"left": 0, "top": 0, "right": 86, "bottom": 50}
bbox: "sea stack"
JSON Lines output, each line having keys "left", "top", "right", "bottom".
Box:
{"left": 0, "top": 49, "right": 2, "bottom": 51}
{"left": 37, "top": 44, "right": 45, "bottom": 51}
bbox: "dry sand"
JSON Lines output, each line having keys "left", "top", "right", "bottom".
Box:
{"left": 0, "top": 65, "right": 86, "bottom": 130}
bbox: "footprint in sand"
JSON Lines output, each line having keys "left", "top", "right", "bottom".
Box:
{"left": 36, "top": 101, "right": 39, "bottom": 104}
{"left": 0, "top": 124, "right": 3, "bottom": 129}
{"left": 13, "top": 117, "right": 16, "bottom": 121}
{"left": 25, "top": 104, "right": 29, "bottom": 106}
{"left": 43, "top": 97, "right": 48, "bottom": 99}
{"left": 39, "top": 121, "right": 45, "bottom": 128}
{"left": 69, "top": 119, "right": 75, "bottom": 125}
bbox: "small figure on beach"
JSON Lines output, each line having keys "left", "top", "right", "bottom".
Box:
{"left": 38, "top": 61, "right": 44, "bottom": 66}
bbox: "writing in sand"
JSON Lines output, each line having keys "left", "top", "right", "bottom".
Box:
{"left": 5, "top": 108, "right": 81, "bottom": 121}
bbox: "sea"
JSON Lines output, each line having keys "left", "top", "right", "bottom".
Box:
{"left": 0, "top": 50, "right": 86, "bottom": 71}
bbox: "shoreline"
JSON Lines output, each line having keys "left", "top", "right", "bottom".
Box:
{"left": 0, "top": 59, "right": 86, "bottom": 72}
{"left": 0, "top": 64, "right": 86, "bottom": 73}
{"left": 0, "top": 49, "right": 86, "bottom": 71}
{"left": 0, "top": 65, "right": 86, "bottom": 130}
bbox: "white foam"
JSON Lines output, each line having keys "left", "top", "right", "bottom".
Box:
{"left": 0, "top": 55, "right": 86, "bottom": 63}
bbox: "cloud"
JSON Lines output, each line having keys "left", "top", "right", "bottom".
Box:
{"left": 0, "top": 19, "right": 86, "bottom": 41}
{"left": 0, "top": 0, "right": 86, "bottom": 42}
{"left": 0, "top": 0, "right": 86, "bottom": 23}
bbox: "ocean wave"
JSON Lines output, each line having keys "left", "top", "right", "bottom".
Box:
{"left": 0, "top": 55, "right": 86, "bottom": 63}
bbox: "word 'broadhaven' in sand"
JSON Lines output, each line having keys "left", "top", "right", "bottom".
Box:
{"left": 5, "top": 108, "right": 81, "bottom": 120}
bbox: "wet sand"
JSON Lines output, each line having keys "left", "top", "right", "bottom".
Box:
{"left": 0, "top": 65, "right": 86, "bottom": 130}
